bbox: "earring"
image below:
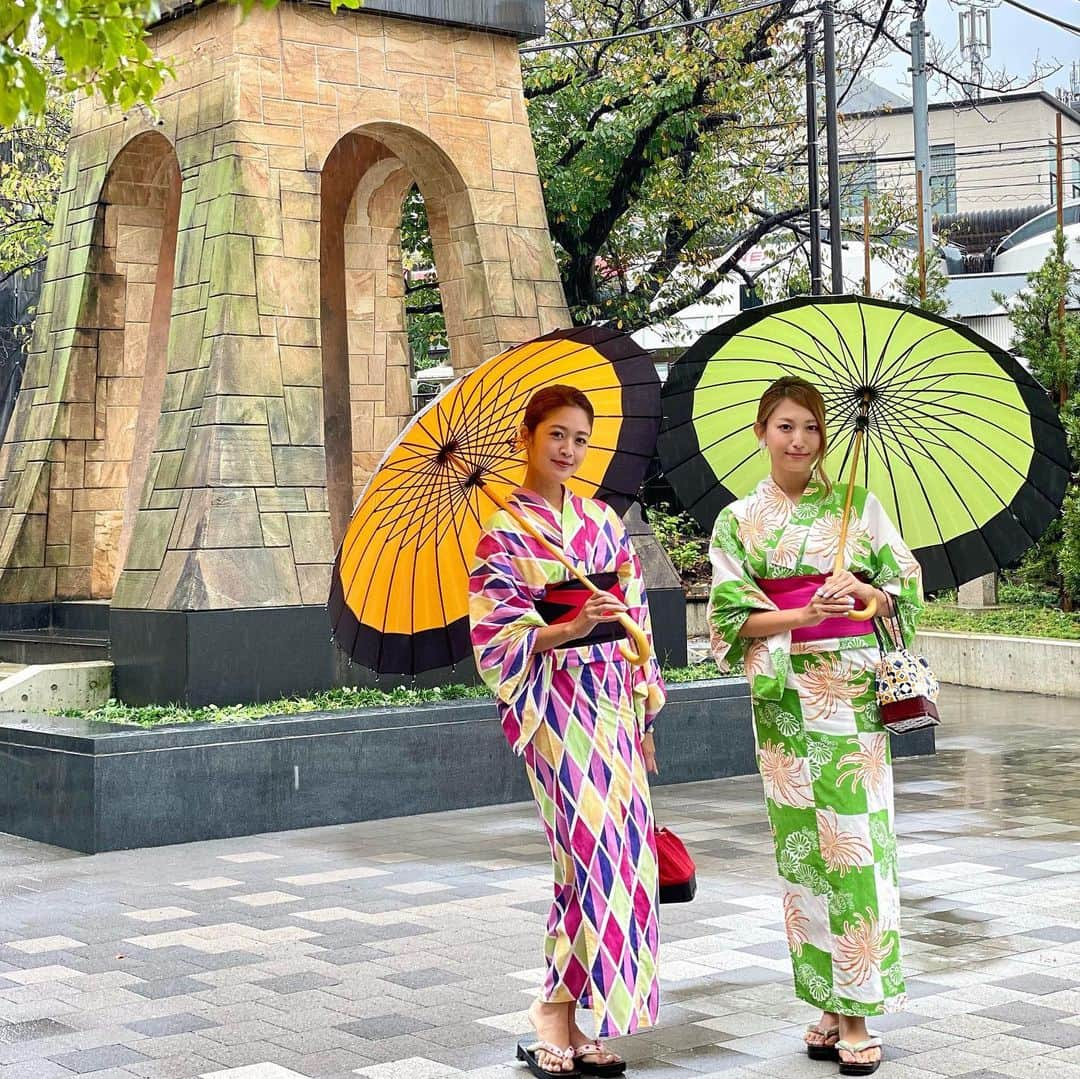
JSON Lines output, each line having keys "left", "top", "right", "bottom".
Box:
{"left": 758, "top": 438, "right": 766, "bottom": 450}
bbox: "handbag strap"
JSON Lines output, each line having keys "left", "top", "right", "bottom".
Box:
{"left": 872, "top": 593, "right": 904, "bottom": 656}
{"left": 871, "top": 616, "right": 895, "bottom": 655}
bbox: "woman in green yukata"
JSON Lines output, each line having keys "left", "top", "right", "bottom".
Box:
{"left": 707, "top": 376, "right": 923, "bottom": 1077}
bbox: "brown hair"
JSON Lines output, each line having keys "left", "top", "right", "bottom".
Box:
{"left": 522, "top": 384, "right": 594, "bottom": 433}
{"left": 755, "top": 376, "right": 832, "bottom": 493}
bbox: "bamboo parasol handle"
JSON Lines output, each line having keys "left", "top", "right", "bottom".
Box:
{"left": 460, "top": 465, "right": 652, "bottom": 667}
{"left": 834, "top": 421, "right": 878, "bottom": 623}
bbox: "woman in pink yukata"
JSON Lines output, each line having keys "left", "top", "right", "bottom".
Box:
{"left": 469, "top": 385, "right": 666, "bottom": 1079}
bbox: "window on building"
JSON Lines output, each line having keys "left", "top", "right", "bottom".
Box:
{"left": 839, "top": 154, "right": 877, "bottom": 219}
{"left": 930, "top": 143, "right": 956, "bottom": 215}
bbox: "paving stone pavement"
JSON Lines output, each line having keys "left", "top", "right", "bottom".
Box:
{"left": 4, "top": 684, "right": 1080, "bottom": 1078}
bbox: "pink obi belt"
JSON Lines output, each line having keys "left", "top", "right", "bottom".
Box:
{"left": 755, "top": 573, "right": 871, "bottom": 644}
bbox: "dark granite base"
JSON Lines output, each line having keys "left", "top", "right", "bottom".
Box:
{"left": 0, "top": 601, "right": 111, "bottom": 665}
{"left": 111, "top": 595, "right": 688, "bottom": 707}
{"left": 0, "top": 600, "right": 110, "bottom": 633}
{"left": 111, "top": 606, "right": 336, "bottom": 706}
{"left": 0, "top": 679, "right": 934, "bottom": 853}
{"left": 646, "top": 586, "right": 688, "bottom": 668}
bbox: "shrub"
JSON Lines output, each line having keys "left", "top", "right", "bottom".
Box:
{"left": 646, "top": 503, "right": 710, "bottom": 585}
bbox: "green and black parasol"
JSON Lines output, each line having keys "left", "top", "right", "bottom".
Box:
{"left": 658, "top": 295, "right": 1070, "bottom": 592}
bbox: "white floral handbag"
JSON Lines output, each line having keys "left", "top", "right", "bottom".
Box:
{"left": 872, "top": 610, "right": 940, "bottom": 735}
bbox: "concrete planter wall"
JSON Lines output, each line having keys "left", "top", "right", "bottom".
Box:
{"left": 916, "top": 630, "right": 1080, "bottom": 697}
{"left": 0, "top": 679, "right": 934, "bottom": 853}
{"left": 687, "top": 598, "right": 1074, "bottom": 698}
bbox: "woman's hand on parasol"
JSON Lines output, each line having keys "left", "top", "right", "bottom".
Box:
{"left": 568, "top": 591, "right": 628, "bottom": 637}
{"left": 569, "top": 591, "right": 652, "bottom": 666}
{"left": 800, "top": 590, "right": 858, "bottom": 627}
{"left": 821, "top": 570, "right": 881, "bottom": 621}
{"left": 820, "top": 570, "right": 867, "bottom": 603}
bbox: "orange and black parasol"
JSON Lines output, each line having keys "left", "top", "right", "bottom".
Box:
{"left": 329, "top": 326, "right": 661, "bottom": 675}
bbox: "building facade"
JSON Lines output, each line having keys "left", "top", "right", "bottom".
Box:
{"left": 840, "top": 91, "right": 1080, "bottom": 218}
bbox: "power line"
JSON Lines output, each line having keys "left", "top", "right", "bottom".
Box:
{"left": 874, "top": 176, "right": 1073, "bottom": 192}
{"left": 877, "top": 171, "right": 1080, "bottom": 191}
{"left": 828, "top": 141, "right": 1080, "bottom": 171}
{"left": 520, "top": 0, "right": 783, "bottom": 54}
{"left": 872, "top": 154, "right": 1080, "bottom": 177}
{"left": 782, "top": 144, "right": 1080, "bottom": 173}
{"left": 859, "top": 139, "right": 1080, "bottom": 166}
{"left": 934, "top": 140, "right": 1078, "bottom": 161}
{"left": 999, "top": 0, "right": 1080, "bottom": 35}
{"left": 763, "top": 134, "right": 1080, "bottom": 163}
{"left": 874, "top": 154, "right": 1080, "bottom": 176}
{"left": 860, "top": 133, "right": 1080, "bottom": 157}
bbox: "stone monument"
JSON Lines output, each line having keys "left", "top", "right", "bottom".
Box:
{"left": 0, "top": 0, "right": 686, "bottom": 703}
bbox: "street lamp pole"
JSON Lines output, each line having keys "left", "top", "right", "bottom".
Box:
{"left": 821, "top": 0, "right": 844, "bottom": 294}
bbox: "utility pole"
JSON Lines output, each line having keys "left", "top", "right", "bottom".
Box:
{"left": 863, "top": 194, "right": 871, "bottom": 296}
{"left": 957, "top": 3, "right": 993, "bottom": 102}
{"left": 915, "top": 170, "right": 927, "bottom": 302}
{"left": 910, "top": 9, "right": 933, "bottom": 267}
{"left": 805, "top": 22, "right": 823, "bottom": 296}
{"left": 822, "top": 0, "right": 844, "bottom": 294}
{"left": 1057, "top": 112, "right": 1067, "bottom": 402}
{"left": 1057, "top": 113, "right": 1065, "bottom": 235}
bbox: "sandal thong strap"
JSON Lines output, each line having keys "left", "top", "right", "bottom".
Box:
{"left": 528, "top": 1041, "right": 576, "bottom": 1061}
{"left": 837, "top": 1037, "right": 882, "bottom": 1053}
{"left": 806, "top": 1024, "right": 840, "bottom": 1038}
{"left": 575, "top": 1042, "right": 621, "bottom": 1060}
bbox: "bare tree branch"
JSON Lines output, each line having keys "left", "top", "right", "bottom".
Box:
{"left": 623, "top": 205, "right": 807, "bottom": 327}
{"left": 0, "top": 255, "right": 46, "bottom": 288}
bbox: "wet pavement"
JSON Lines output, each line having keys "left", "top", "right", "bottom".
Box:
{"left": 2, "top": 685, "right": 1080, "bottom": 1078}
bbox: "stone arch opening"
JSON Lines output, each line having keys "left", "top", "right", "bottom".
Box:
{"left": 320, "top": 124, "right": 488, "bottom": 550}
{"left": 403, "top": 185, "right": 451, "bottom": 414}
{"left": 58, "top": 131, "right": 181, "bottom": 598}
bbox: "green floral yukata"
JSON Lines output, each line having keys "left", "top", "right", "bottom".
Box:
{"left": 708, "top": 476, "right": 923, "bottom": 1016}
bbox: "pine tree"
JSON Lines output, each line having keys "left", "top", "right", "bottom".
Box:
{"left": 997, "top": 228, "right": 1080, "bottom": 607}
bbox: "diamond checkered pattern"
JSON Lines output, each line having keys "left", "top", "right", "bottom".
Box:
{"left": 469, "top": 489, "right": 667, "bottom": 1037}
{"left": 523, "top": 661, "right": 660, "bottom": 1037}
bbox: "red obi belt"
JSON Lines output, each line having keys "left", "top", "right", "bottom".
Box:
{"left": 755, "top": 573, "right": 872, "bottom": 644}
{"left": 535, "top": 571, "right": 628, "bottom": 649}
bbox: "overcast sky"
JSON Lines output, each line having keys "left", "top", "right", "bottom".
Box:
{"left": 873, "top": 0, "right": 1078, "bottom": 103}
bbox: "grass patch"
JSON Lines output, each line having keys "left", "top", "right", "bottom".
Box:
{"left": 64, "top": 661, "right": 723, "bottom": 728}
{"left": 920, "top": 602, "right": 1080, "bottom": 640}
{"left": 666, "top": 661, "right": 729, "bottom": 682}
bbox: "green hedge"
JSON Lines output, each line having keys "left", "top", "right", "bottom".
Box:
{"left": 72, "top": 594, "right": 1080, "bottom": 729}
{"left": 64, "top": 661, "right": 721, "bottom": 728}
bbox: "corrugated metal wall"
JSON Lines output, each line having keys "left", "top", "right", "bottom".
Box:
{"left": 958, "top": 314, "right": 1014, "bottom": 352}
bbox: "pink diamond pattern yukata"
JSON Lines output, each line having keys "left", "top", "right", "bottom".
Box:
{"left": 708, "top": 477, "right": 923, "bottom": 1017}
{"left": 469, "top": 488, "right": 666, "bottom": 1037}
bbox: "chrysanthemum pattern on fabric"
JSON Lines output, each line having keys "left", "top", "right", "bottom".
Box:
{"left": 707, "top": 477, "right": 923, "bottom": 1016}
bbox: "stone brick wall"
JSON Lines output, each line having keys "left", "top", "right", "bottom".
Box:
{"left": 0, "top": 2, "right": 570, "bottom": 609}
{"left": 42, "top": 138, "right": 182, "bottom": 600}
